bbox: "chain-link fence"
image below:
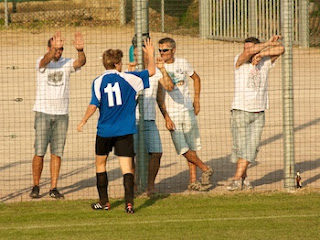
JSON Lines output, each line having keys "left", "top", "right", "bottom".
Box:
{"left": 0, "top": 0, "right": 319, "bottom": 202}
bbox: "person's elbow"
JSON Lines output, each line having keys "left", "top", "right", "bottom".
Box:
{"left": 81, "top": 58, "right": 87, "bottom": 67}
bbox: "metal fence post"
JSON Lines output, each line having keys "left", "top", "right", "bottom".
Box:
{"left": 248, "top": 0, "right": 257, "bottom": 37}
{"left": 299, "top": 0, "right": 309, "bottom": 47}
{"left": 120, "top": 0, "right": 127, "bottom": 25}
{"left": 161, "top": 0, "right": 165, "bottom": 32}
{"left": 200, "top": 0, "right": 210, "bottom": 39}
{"left": 281, "top": 0, "right": 295, "bottom": 191}
{"left": 4, "top": 0, "right": 9, "bottom": 27}
{"left": 135, "top": 0, "right": 149, "bottom": 192}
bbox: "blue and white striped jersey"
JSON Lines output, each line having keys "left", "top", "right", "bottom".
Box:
{"left": 90, "top": 69, "right": 149, "bottom": 138}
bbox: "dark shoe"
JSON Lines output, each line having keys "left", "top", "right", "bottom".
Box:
{"left": 188, "top": 181, "right": 212, "bottom": 191}
{"left": 91, "top": 202, "right": 110, "bottom": 210}
{"left": 49, "top": 188, "right": 64, "bottom": 199}
{"left": 29, "top": 185, "right": 40, "bottom": 198}
{"left": 125, "top": 203, "right": 134, "bottom": 214}
{"left": 201, "top": 167, "right": 214, "bottom": 185}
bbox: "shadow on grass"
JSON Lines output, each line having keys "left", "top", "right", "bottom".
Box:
{"left": 135, "top": 193, "right": 170, "bottom": 212}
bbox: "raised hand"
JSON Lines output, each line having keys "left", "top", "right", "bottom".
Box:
{"left": 51, "top": 31, "right": 64, "bottom": 50}
{"left": 269, "top": 35, "right": 282, "bottom": 42}
{"left": 143, "top": 38, "right": 154, "bottom": 56}
{"left": 128, "top": 62, "right": 137, "bottom": 72}
{"left": 252, "top": 53, "right": 262, "bottom": 65}
{"left": 156, "top": 57, "right": 165, "bottom": 69}
{"left": 73, "top": 32, "right": 84, "bottom": 51}
{"left": 267, "top": 35, "right": 282, "bottom": 47}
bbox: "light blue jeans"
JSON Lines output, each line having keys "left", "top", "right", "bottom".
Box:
{"left": 34, "top": 112, "right": 69, "bottom": 157}
{"left": 230, "top": 109, "right": 265, "bottom": 163}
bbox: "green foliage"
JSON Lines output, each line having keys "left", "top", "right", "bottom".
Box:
{"left": 0, "top": 192, "right": 319, "bottom": 240}
{"left": 149, "top": 0, "right": 194, "bottom": 18}
{"left": 149, "top": 0, "right": 197, "bottom": 27}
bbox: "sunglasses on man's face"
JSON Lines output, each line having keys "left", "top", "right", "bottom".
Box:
{"left": 158, "top": 48, "right": 172, "bottom": 53}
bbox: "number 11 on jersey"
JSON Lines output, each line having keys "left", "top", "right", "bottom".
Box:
{"left": 104, "top": 82, "right": 122, "bottom": 107}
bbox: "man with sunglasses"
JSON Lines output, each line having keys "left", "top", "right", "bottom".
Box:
{"left": 128, "top": 36, "right": 174, "bottom": 197}
{"left": 30, "top": 31, "right": 86, "bottom": 199}
{"left": 157, "top": 37, "right": 213, "bottom": 191}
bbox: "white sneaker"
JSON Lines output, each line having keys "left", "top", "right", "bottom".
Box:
{"left": 242, "top": 178, "right": 254, "bottom": 190}
{"left": 226, "top": 180, "right": 242, "bottom": 191}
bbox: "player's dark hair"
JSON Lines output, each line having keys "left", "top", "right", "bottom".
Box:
{"left": 244, "top": 37, "right": 260, "bottom": 44}
{"left": 158, "top": 37, "right": 176, "bottom": 49}
{"left": 132, "top": 33, "right": 150, "bottom": 48}
{"left": 102, "top": 49, "right": 123, "bottom": 69}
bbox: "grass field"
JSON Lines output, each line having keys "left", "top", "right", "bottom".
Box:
{"left": 0, "top": 192, "right": 319, "bottom": 240}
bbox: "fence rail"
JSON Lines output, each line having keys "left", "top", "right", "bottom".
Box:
{"left": 203, "top": 0, "right": 308, "bottom": 46}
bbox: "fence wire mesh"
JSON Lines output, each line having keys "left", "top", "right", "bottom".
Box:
{"left": 0, "top": 0, "right": 319, "bottom": 202}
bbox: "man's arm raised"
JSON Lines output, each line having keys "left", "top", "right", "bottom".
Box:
{"left": 156, "top": 57, "right": 174, "bottom": 91}
{"left": 39, "top": 32, "right": 64, "bottom": 68}
{"left": 73, "top": 32, "right": 86, "bottom": 69}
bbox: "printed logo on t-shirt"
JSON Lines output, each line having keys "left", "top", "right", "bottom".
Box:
{"left": 247, "top": 66, "right": 261, "bottom": 91}
{"left": 168, "top": 70, "right": 185, "bottom": 86}
{"left": 47, "top": 71, "right": 64, "bottom": 86}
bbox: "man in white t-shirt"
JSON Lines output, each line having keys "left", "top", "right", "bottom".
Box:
{"left": 30, "top": 32, "right": 86, "bottom": 199}
{"left": 157, "top": 37, "right": 213, "bottom": 191}
{"left": 228, "top": 36, "right": 284, "bottom": 191}
{"left": 128, "top": 38, "right": 173, "bottom": 197}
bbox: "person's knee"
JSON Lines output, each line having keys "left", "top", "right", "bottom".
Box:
{"left": 183, "top": 150, "right": 197, "bottom": 160}
{"left": 34, "top": 155, "right": 44, "bottom": 160}
{"left": 119, "top": 157, "right": 134, "bottom": 174}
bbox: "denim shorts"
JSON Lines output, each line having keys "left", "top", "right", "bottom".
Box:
{"left": 34, "top": 112, "right": 69, "bottom": 157}
{"left": 230, "top": 109, "right": 265, "bottom": 163}
{"left": 133, "top": 120, "right": 162, "bottom": 154}
{"left": 170, "top": 110, "right": 201, "bottom": 155}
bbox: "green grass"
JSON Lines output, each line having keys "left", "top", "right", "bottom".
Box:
{"left": 0, "top": 192, "right": 319, "bottom": 240}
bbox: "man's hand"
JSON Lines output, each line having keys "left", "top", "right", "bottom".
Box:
{"left": 252, "top": 53, "right": 262, "bottom": 65}
{"left": 143, "top": 38, "right": 154, "bottom": 57}
{"left": 269, "top": 35, "right": 282, "bottom": 43}
{"left": 73, "top": 32, "right": 84, "bottom": 51}
{"left": 267, "top": 35, "right": 281, "bottom": 47}
{"left": 128, "top": 62, "right": 137, "bottom": 72}
{"left": 77, "top": 120, "right": 86, "bottom": 132}
{"left": 193, "top": 101, "right": 200, "bottom": 115}
{"left": 156, "top": 57, "right": 165, "bottom": 70}
{"left": 165, "top": 117, "right": 175, "bottom": 131}
{"left": 51, "top": 31, "right": 64, "bottom": 50}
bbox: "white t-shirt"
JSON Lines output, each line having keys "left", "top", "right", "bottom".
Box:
{"left": 232, "top": 54, "right": 274, "bottom": 112}
{"left": 33, "top": 57, "right": 78, "bottom": 115}
{"left": 136, "top": 68, "right": 162, "bottom": 120}
{"left": 163, "top": 58, "right": 195, "bottom": 117}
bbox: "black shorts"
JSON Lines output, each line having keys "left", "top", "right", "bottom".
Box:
{"left": 95, "top": 134, "right": 134, "bottom": 157}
